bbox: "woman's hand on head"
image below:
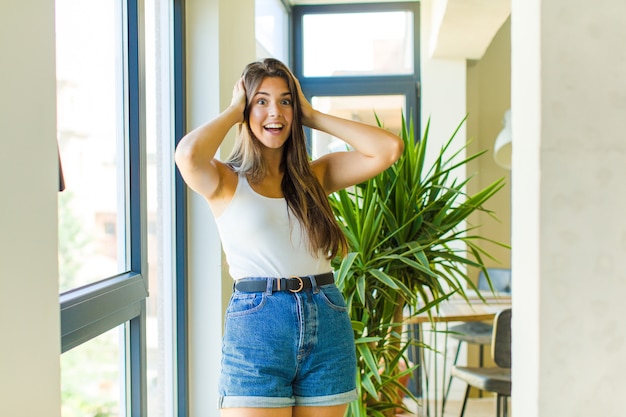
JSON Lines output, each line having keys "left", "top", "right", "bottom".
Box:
{"left": 294, "top": 77, "right": 315, "bottom": 126}
{"left": 230, "top": 77, "right": 247, "bottom": 123}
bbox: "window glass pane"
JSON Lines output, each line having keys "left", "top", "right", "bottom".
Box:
{"left": 61, "top": 326, "right": 124, "bottom": 417}
{"left": 145, "top": 0, "right": 176, "bottom": 416}
{"left": 311, "top": 95, "right": 405, "bottom": 159}
{"left": 303, "top": 11, "right": 413, "bottom": 77}
{"left": 56, "top": 0, "right": 127, "bottom": 293}
{"left": 256, "top": 0, "right": 289, "bottom": 62}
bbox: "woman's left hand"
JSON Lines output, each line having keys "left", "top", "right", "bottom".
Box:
{"left": 294, "top": 77, "right": 315, "bottom": 126}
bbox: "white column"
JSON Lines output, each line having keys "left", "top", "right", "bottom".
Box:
{"left": 0, "top": 2, "right": 61, "bottom": 417}
{"left": 420, "top": 0, "right": 468, "bottom": 196}
{"left": 185, "top": 1, "right": 255, "bottom": 416}
{"left": 512, "top": 0, "right": 626, "bottom": 416}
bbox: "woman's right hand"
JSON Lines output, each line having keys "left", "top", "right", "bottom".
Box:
{"left": 230, "top": 77, "right": 247, "bottom": 123}
{"left": 175, "top": 77, "right": 248, "bottom": 201}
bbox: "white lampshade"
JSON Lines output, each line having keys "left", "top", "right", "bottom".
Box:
{"left": 494, "top": 109, "right": 512, "bottom": 169}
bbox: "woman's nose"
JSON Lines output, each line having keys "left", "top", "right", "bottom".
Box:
{"left": 268, "top": 102, "right": 281, "bottom": 117}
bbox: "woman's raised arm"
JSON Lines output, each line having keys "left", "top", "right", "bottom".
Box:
{"left": 298, "top": 83, "right": 404, "bottom": 193}
{"left": 174, "top": 79, "right": 246, "bottom": 199}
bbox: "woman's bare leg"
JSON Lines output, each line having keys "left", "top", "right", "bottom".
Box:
{"left": 221, "top": 407, "right": 293, "bottom": 417}
{"left": 220, "top": 404, "right": 347, "bottom": 417}
{"left": 294, "top": 404, "right": 348, "bottom": 417}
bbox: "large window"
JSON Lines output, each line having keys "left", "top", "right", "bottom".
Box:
{"left": 56, "top": 0, "right": 186, "bottom": 416}
{"left": 301, "top": 10, "right": 414, "bottom": 77}
{"left": 293, "top": 2, "right": 420, "bottom": 155}
{"left": 56, "top": 0, "right": 126, "bottom": 294}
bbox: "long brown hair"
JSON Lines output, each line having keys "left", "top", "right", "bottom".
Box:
{"left": 226, "top": 58, "right": 347, "bottom": 259}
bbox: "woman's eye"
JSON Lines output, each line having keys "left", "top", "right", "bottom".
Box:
{"left": 256, "top": 99, "right": 267, "bottom": 105}
{"left": 281, "top": 99, "right": 292, "bottom": 106}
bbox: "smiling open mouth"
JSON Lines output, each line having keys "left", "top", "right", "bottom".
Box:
{"left": 264, "top": 123, "right": 284, "bottom": 132}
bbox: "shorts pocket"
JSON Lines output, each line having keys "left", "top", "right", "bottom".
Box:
{"left": 318, "top": 285, "right": 348, "bottom": 312}
{"left": 226, "top": 292, "right": 267, "bottom": 317}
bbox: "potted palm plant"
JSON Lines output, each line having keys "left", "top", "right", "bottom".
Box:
{"left": 330, "top": 115, "right": 507, "bottom": 417}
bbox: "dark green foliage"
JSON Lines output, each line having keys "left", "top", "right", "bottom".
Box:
{"left": 330, "top": 115, "right": 506, "bottom": 416}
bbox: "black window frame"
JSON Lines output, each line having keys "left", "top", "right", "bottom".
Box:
{"left": 172, "top": 0, "right": 189, "bottom": 415}
{"left": 292, "top": 1, "right": 421, "bottom": 138}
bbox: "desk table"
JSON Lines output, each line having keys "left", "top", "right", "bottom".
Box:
{"left": 405, "top": 294, "right": 511, "bottom": 417}
{"left": 406, "top": 293, "right": 511, "bottom": 325}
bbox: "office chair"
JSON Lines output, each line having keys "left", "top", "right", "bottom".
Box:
{"left": 450, "top": 308, "right": 512, "bottom": 417}
{"left": 442, "top": 268, "right": 511, "bottom": 412}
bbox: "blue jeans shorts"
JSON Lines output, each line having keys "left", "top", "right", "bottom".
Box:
{"left": 218, "top": 278, "right": 358, "bottom": 408}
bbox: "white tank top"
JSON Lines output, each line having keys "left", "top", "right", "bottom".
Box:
{"left": 214, "top": 175, "right": 332, "bottom": 279}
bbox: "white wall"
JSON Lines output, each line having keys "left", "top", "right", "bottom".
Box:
{"left": 0, "top": 2, "right": 61, "bottom": 417}
{"left": 512, "top": 0, "right": 626, "bottom": 416}
{"left": 510, "top": 1, "right": 540, "bottom": 414}
{"left": 184, "top": 1, "right": 256, "bottom": 415}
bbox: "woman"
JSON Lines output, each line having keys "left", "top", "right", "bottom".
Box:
{"left": 175, "top": 58, "right": 403, "bottom": 417}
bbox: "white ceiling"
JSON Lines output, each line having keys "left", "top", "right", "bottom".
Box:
{"left": 430, "top": 0, "right": 510, "bottom": 59}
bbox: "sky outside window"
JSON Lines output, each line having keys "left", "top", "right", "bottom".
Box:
{"left": 302, "top": 11, "right": 414, "bottom": 77}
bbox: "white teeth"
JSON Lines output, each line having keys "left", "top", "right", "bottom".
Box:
{"left": 265, "top": 123, "right": 283, "bottom": 129}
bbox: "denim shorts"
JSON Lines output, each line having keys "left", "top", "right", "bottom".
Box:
{"left": 218, "top": 278, "right": 358, "bottom": 408}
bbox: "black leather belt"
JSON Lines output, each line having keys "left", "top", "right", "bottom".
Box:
{"left": 234, "top": 272, "right": 335, "bottom": 293}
